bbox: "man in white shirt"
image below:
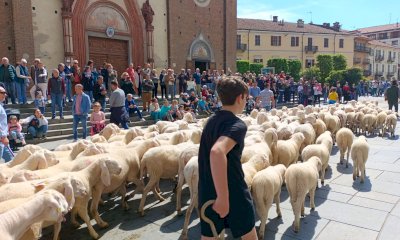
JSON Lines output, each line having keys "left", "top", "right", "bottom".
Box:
{"left": 258, "top": 83, "right": 274, "bottom": 111}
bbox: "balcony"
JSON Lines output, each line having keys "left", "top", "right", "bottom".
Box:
{"left": 304, "top": 45, "right": 318, "bottom": 53}
{"left": 354, "top": 46, "right": 372, "bottom": 53}
{"left": 387, "top": 71, "right": 395, "bottom": 77}
{"left": 237, "top": 43, "right": 247, "bottom": 51}
{"left": 363, "top": 70, "right": 372, "bottom": 76}
{"left": 375, "top": 71, "right": 383, "bottom": 76}
{"left": 387, "top": 57, "right": 395, "bottom": 63}
{"left": 353, "top": 57, "right": 361, "bottom": 64}
{"left": 362, "top": 58, "right": 371, "bottom": 64}
{"left": 375, "top": 55, "right": 384, "bottom": 62}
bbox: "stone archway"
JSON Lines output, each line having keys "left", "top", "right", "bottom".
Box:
{"left": 67, "top": 0, "right": 145, "bottom": 68}
{"left": 186, "top": 33, "right": 215, "bottom": 71}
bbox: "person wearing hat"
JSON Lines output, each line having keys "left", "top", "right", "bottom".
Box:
{"left": 15, "top": 58, "right": 31, "bottom": 104}
{"left": 384, "top": 80, "right": 400, "bottom": 113}
{"left": 0, "top": 87, "right": 13, "bottom": 162}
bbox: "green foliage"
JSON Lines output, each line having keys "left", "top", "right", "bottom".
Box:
{"left": 287, "top": 60, "right": 302, "bottom": 81}
{"left": 267, "top": 58, "right": 288, "bottom": 74}
{"left": 236, "top": 60, "right": 249, "bottom": 74}
{"left": 249, "top": 63, "right": 264, "bottom": 74}
{"left": 345, "top": 67, "right": 363, "bottom": 85}
{"left": 301, "top": 66, "right": 321, "bottom": 81}
{"left": 316, "top": 55, "right": 333, "bottom": 81}
{"left": 326, "top": 70, "right": 347, "bottom": 85}
{"left": 332, "top": 54, "right": 347, "bottom": 71}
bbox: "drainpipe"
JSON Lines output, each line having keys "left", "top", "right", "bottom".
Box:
{"left": 247, "top": 30, "right": 250, "bottom": 62}
{"left": 223, "top": 0, "right": 227, "bottom": 71}
{"left": 334, "top": 34, "right": 337, "bottom": 54}
{"left": 166, "top": 0, "right": 171, "bottom": 68}
{"left": 302, "top": 33, "right": 304, "bottom": 68}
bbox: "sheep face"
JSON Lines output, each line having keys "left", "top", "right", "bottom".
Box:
{"left": 70, "top": 176, "right": 87, "bottom": 198}
{"left": 104, "top": 159, "right": 123, "bottom": 176}
{"left": 43, "top": 151, "right": 58, "bottom": 167}
{"left": 42, "top": 190, "right": 69, "bottom": 223}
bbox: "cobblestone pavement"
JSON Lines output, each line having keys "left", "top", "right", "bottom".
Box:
{"left": 19, "top": 97, "right": 400, "bottom": 239}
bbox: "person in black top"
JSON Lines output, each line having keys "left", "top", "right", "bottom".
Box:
{"left": 198, "top": 77, "right": 256, "bottom": 240}
{"left": 93, "top": 76, "right": 107, "bottom": 111}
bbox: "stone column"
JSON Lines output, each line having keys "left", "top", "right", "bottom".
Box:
{"left": 62, "top": 0, "right": 75, "bottom": 62}
{"left": 142, "top": 0, "right": 155, "bottom": 67}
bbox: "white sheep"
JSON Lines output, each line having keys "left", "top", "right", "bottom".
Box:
{"left": 323, "top": 113, "right": 341, "bottom": 144}
{"left": 242, "top": 153, "right": 270, "bottom": 188}
{"left": 251, "top": 164, "right": 286, "bottom": 239}
{"left": 384, "top": 114, "right": 397, "bottom": 138}
{"left": 361, "top": 113, "right": 377, "bottom": 136}
{"left": 351, "top": 136, "right": 369, "bottom": 183}
{"left": 285, "top": 156, "right": 322, "bottom": 233}
{"left": 294, "top": 123, "right": 316, "bottom": 154}
{"left": 0, "top": 189, "right": 68, "bottom": 240}
{"left": 273, "top": 132, "right": 305, "bottom": 167}
{"left": 376, "top": 111, "right": 387, "bottom": 137}
{"left": 241, "top": 129, "right": 277, "bottom": 164}
{"left": 336, "top": 128, "right": 354, "bottom": 167}
{"left": 2, "top": 144, "right": 43, "bottom": 168}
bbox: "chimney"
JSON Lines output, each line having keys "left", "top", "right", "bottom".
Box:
{"left": 273, "top": 16, "right": 278, "bottom": 22}
{"left": 323, "top": 23, "right": 330, "bottom": 28}
{"left": 333, "top": 22, "right": 341, "bottom": 31}
{"left": 297, "top": 19, "right": 304, "bottom": 28}
{"left": 278, "top": 19, "right": 285, "bottom": 26}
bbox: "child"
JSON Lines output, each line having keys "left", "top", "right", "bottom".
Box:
{"left": 198, "top": 96, "right": 212, "bottom": 114}
{"left": 245, "top": 96, "right": 256, "bottom": 115}
{"left": 90, "top": 102, "right": 106, "bottom": 136}
{"left": 34, "top": 92, "right": 46, "bottom": 114}
{"left": 125, "top": 94, "right": 145, "bottom": 121}
{"left": 149, "top": 98, "right": 161, "bottom": 122}
{"left": 176, "top": 105, "right": 185, "bottom": 119}
{"left": 8, "top": 115, "right": 26, "bottom": 145}
{"left": 198, "top": 77, "right": 257, "bottom": 239}
{"left": 328, "top": 87, "right": 339, "bottom": 104}
{"left": 159, "top": 99, "right": 171, "bottom": 121}
{"left": 168, "top": 100, "right": 179, "bottom": 121}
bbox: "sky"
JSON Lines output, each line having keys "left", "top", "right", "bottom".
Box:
{"left": 237, "top": 0, "right": 400, "bottom": 30}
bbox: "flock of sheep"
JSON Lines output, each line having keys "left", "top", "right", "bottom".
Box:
{"left": 0, "top": 100, "right": 397, "bottom": 240}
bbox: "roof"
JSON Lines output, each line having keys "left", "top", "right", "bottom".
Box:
{"left": 357, "top": 23, "right": 400, "bottom": 33}
{"left": 368, "top": 39, "right": 400, "bottom": 49}
{"left": 237, "top": 18, "right": 350, "bottom": 35}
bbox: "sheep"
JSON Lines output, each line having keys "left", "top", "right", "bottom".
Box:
{"left": 384, "top": 114, "right": 397, "bottom": 138}
{"left": 354, "top": 111, "right": 365, "bottom": 134}
{"left": 305, "top": 115, "right": 326, "bottom": 139}
{"left": 251, "top": 164, "right": 287, "bottom": 239}
{"left": 2, "top": 144, "right": 43, "bottom": 168}
{"left": 69, "top": 158, "right": 122, "bottom": 239}
{"left": 315, "top": 131, "right": 333, "bottom": 154}
{"left": 99, "top": 123, "right": 121, "bottom": 140}
{"left": 276, "top": 124, "right": 293, "bottom": 140}
{"left": 301, "top": 133, "right": 332, "bottom": 185}
{"left": 241, "top": 128, "right": 277, "bottom": 164}
{"left": 250, "top": 109, "right": 259, "bottom": 118}
{"left": 256, "top": 112, "right": 269, "bottom": 125}
{"left": 361, "top": 113, "right": 377, "bottom": 136}
{"left": 335, "top": 110, "right": 347, "bottom": 128}
{"left": 52, "top": 140, "right": 91, "bottom": 161}
{"left": 294, "top": 123, "right": 316, "bottom": 155}
{"left": 323, "top": 113, "right": 341, "bottom": 144}
{"left": 345, "top": 112, "right": 356, "bottom": 132}
{"left": 273, "top": 132, "right": 305, "bottom": 167}
{"left": 336, "top": 128, "right": 354, "bottom": 167}
{"left": 351, "top": 136, "right": 369, "bottom": 183}
{"left": 285, "top": 156, "right": 322, "bottom": 233}
{"left": 181, "top": 156, "right": 199, "bottom": 240}
{"left": 243, "top": 153, "right": 270, "bottom": 188}
{"left": 0, "top": 189, "right": 68, "bottom": 240}
{"left": 90, "top": 134, "right": 107, "bottom": 143}
{"left": 375, "top": 111, "right": 387, "bottom": 137}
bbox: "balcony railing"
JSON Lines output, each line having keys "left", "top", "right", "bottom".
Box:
{"left": 387, "top": 57, "right": 395, "bottom": 63}
{"left": 304, "top": 45, "right": 318, "bottom": 53}
{"left": 353, "top": 58, "right": 361, "bottom": 64}
{"left": 362, "top": 58, "right": 371, "bottom": 64}
{"left": 387, "top": 71, "right": 395, "bottom": 77}
{"left": 354, "top": 46, "right": 372, "bottom": 53}
{"left": 375, "top": 71, "right": 383, "bottom": 76}
{"left": 236, "top": 43, "right": 247, "bottom": 51}
{"left": 375, "top": 55, "right": 384, "bottom": 62}
{"left": 363, "top": 70, "right": 372, "bottom": 76}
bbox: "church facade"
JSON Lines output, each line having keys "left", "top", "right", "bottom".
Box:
{"left": 0, "top": 0, "right": 237, "bottom": 74}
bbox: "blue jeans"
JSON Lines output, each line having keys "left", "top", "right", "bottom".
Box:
{"left": 28, "top": 125, "right": 48, "bottom": 138}
{"left": 84, "top": 91, "right": 93, "bottom": 102}
{"left": 128, "top": 107, "right": 143, "bottom": 118}
{"left": 99, "top": 99, "right": 106, "bottom": 112}
{"left": 38, "top": 107, "right": 45, "bottom": 114}
{"left": 51, "top": 94, "right": 63, "bottom": 118}
{"left": 151, "top": 111, "right": 160, "bottom": 121}
{"left": 16, "top": 81, "right": 27, "bottom": 104}
{"left": 73, "top": 114, "right": 88, "bottom": 140}
{"left": 264, "top": 105, "right": 271, "bottom": 111}
{"left": 65, "top": 78, "right": 72, "bottom": 101}
{"left": 4, "top": 81, "right": 16, "bottom": 104}
{"left": 168, "top": 85, "right": 175, "bottom": 100}
{"left": 0, "top": 142, "right": 13, "bottom": 162}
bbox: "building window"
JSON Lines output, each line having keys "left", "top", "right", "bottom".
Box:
{"left": 379, "top": 33, "right": 388, "bottom": 40}
{"left": 307, "top": 37, "right": 313, "bottom": 46}
{"left": 339, "top": 39, "right": 344, "bottom": 48}
{"left": 382, "top": 65, "right": 385, "bottom": 72}
{"left": 291, "top": 37, "right": 299, "bottom": 47}
{"left": 271, "top": 36, "right": 281, "bottom": 46}
{"left": 236, "top": 35, "right": 241, "bottom": 49}
{"left": 254, "top": 58, "right": 263, "bottom": 63}
{"left": 305, "top": 59, "right": 315, "bottom": 68}
{"left": 368, "top": 34, "right": 376, "bottom": 40}
{"left": 255, "top": 35, "right": 261, "bottom": 46}
{"left": 392, "top": 40, "right": 399, "bottom": 46}
{"left": 324, "top": 38, "right": 329, "bottom": 48}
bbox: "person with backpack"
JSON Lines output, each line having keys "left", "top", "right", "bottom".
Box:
{"left": 20, "top": 108, "right": 48, "bottom": 139}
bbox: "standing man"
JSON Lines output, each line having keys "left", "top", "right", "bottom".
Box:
{"left": 0, "top": 57, "right": 17, "bottom": 104}
{"left": 0, "top": 87, "right": 13, "bottom": 162}
{"left": 177, "top": 69, "right": 188, "bottom": 94}
{"left": 48, "top": 69, "right": 65, "bottom": 119}
{"left": 193, "top": 68, "right": 201, "bottom": 97}
{"left": 384, "top": 80, "right": 400, "bottom": 113}
{"left": 15, "top": 59, "right": 31, "bottom": 104}
{"left": 109, "top": 80, "right": 129, "bottom": 129}
{"left": 64, "top": 60, "right": 73, "bottom": 102}
{"left": 93, "top": 76, "right": 107, "bottom": 111}
{"left": 166, "top": 69, "right": 175, "bottom": 100}
{"left": 72, "top": 84, "right": 91, "bottom": 141}
{"left": 259, "top": 83, "right": 274, "bottom": 111}
{"left": 29, "top": 62, "right": 48, "bottom": 101}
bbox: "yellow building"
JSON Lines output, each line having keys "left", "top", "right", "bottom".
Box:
{"left": 367, "top": 40, "right": 400, "bottom": 80}
{"left": 236, "top": 17, "right": 354, "bottom": 70}
{"left": 353, "top": 35, "right": 372, "bottom": 78}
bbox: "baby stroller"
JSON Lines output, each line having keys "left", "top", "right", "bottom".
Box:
{"left": 6, "top": 108, "right": 22, "bottom": 151}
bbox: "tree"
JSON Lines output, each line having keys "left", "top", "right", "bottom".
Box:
{"left": 287, "top": 60, "right": 302, "bottom": 81}
{"left": 345, "top": 67, "right": 363, "bottom": 86}
{"left": 301, "top": 66, "right": 321, "bottom": 81}
{"left": 332, "top": 54, "right": 347, "bottom": 71}
{"left": 236, "top": 60, "right": 249, "bottom": 74}
{"left": 316, "top": 54, "right": 333, "bottom": 81}
{"left": 249, "top": 63, "right": 263, "bottom": 74}
{"left": 326, "top": 70, "right": 346, "bottom": 85}
{"left": 267, "top": 58, "right": 288, "bottom": 74}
